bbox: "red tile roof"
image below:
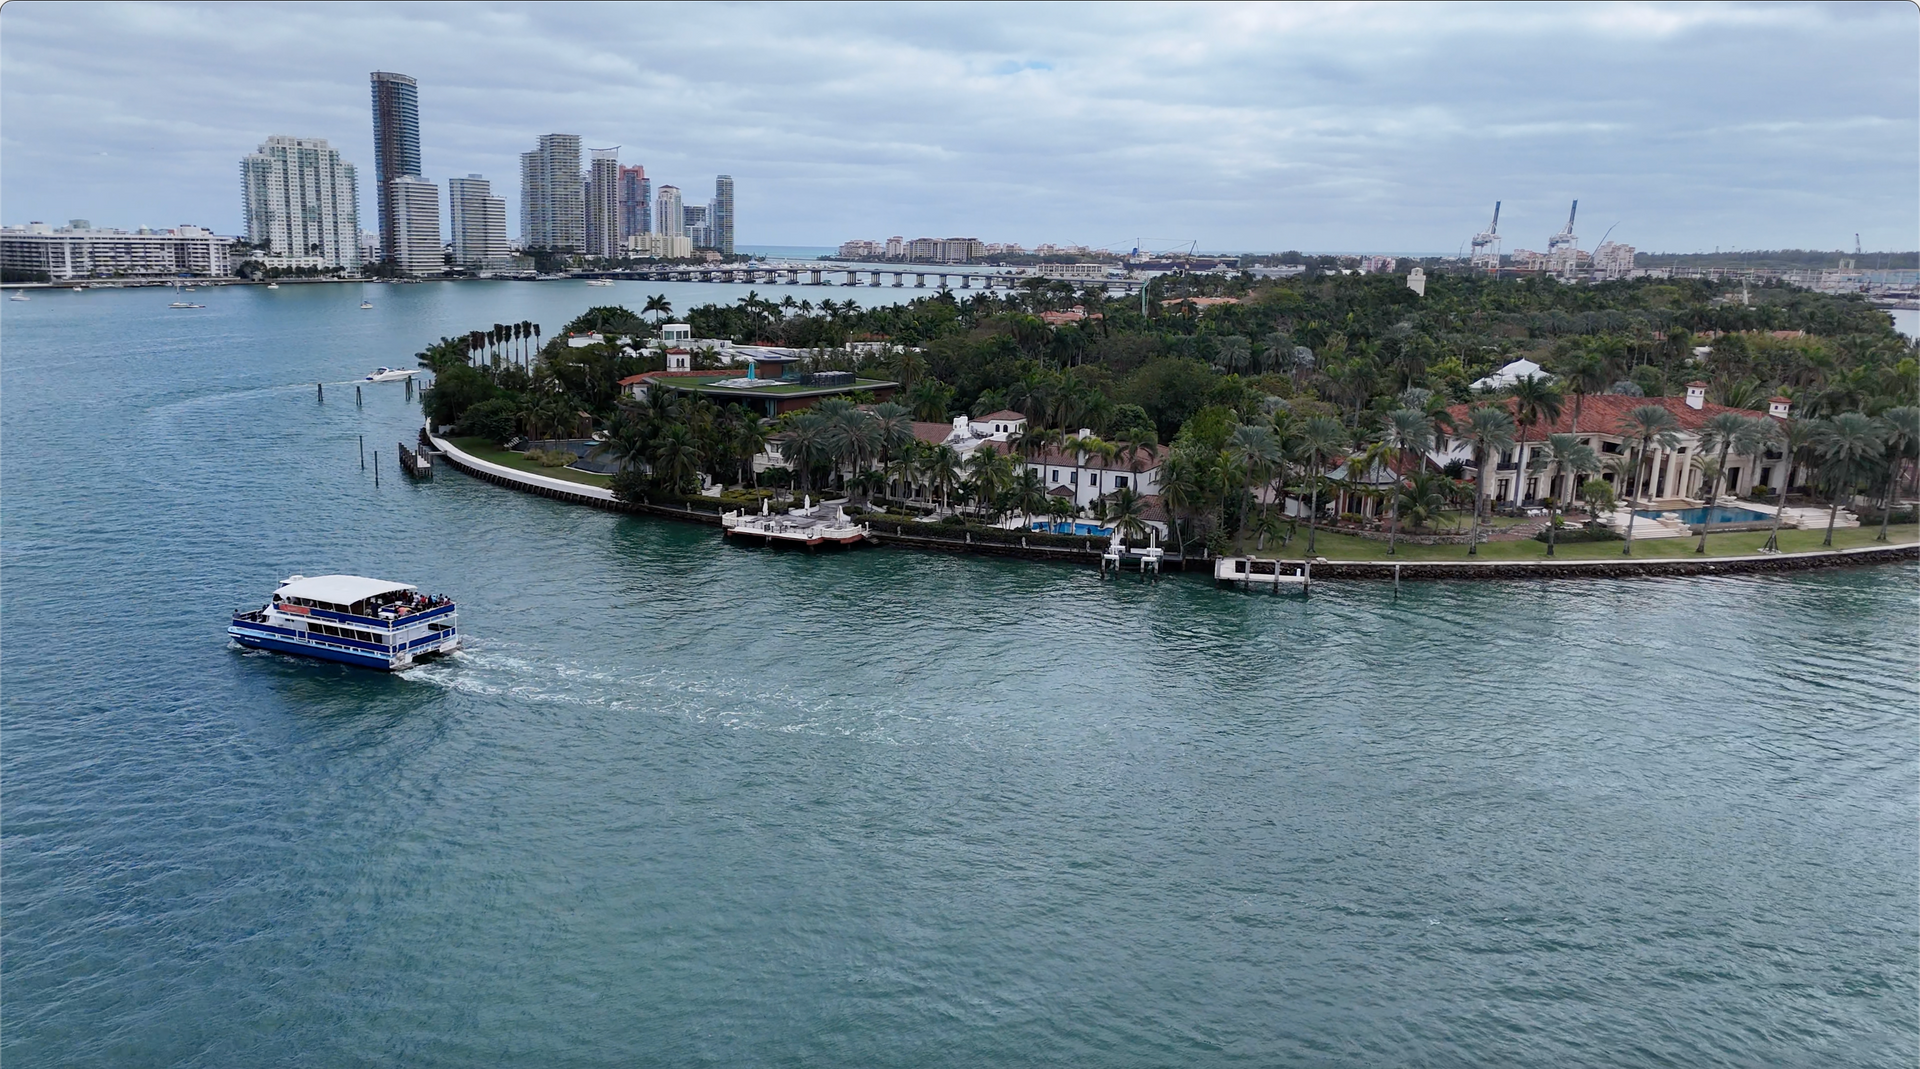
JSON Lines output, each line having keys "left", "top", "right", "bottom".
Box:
{"left": 1444, "top": 394, "right": 1782, "bottom": 436}
{"left": 911, "top": 421, "right": 954, "bottom": 445}
{"left": 1021, "top": 443, "right": 1167, "bottom": 468}
{"left": 977, "top": 410, "right": 1026, "bottom": 422}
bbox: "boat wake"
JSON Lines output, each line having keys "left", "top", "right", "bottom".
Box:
{"left": 398, "top": 641, "right": 927, "bottom": 743}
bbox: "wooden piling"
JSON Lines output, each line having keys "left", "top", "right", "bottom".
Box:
{"left": 356, "top": 385, "right": 362, "bottom": 407}
{"left": 374, "top": 450, "right": 379, "bottom": 487}
{"left": 317, "top": 382, "right": 323, "bottom": 402}
{"left": 359, "top": 434, "right": 365, "bottom": 470}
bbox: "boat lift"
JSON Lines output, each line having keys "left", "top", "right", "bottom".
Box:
{"left": 1214, "top": 556, "right": 1310, "bottom": 594}
{"left": 1099, "top": 531, "right": 1164, "bottom": 578}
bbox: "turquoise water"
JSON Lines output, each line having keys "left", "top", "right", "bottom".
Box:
{"left": 1636, "top": 506, "right": 1772, "bottom": 525}
{"left": 4, "top": 286, "right": 1918, "bottom": 1066}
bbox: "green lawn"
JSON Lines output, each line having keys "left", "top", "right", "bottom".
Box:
{"left": 446, "top": 437, "right": 612, "bottom": 488}
{"left": 1235, "top": 523, "right": 1920, "bottom": 562}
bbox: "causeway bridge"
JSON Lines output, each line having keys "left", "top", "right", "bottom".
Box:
{"left": 576, "top": 262, "right": 1147, "bottom": 294}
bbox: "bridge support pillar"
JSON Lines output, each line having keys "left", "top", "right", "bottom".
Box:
{"left": 869, "top": 271, "right": 881, "bottom": 287}
{"left": 960, "top": 274, "right": 971, "bottom": 289}
{"left": 915, "top": 273, "right": 925, "bottom": 288}
{"left": 810, "top": 269, "right": 822, "bottom": 285}
{"left": 845, "top": 271, "right": 858, "bottom": 286}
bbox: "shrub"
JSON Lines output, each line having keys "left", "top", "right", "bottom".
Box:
{"left": 524, "top": 448, "right": 576, "bottom": 467}
{"left": 1745, "top": 485, "right": 1773, "bottom": 501}
{"left": 455, "top": 398, "right": 520, "bottom": 443}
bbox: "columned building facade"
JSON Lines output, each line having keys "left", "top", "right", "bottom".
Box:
{"left": 619, "top": 164, "right": 650, "bottom": 240}
{"left": 388, "top": 176, "right": 444, "bottom": 275}
{"left": 655, "top": 185, "right": 683, "bottom": 238}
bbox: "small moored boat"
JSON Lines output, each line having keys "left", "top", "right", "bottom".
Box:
{"left": 584, "top": 278, "right": 615, "bottom": 287}
{"left": 8, "top": 291, "right": 27, "bottom": 301}
{"left": 168, "top": 301, "right": 205, "bottom": 309}
{"left": 364, "top": 366, "right": 418, "bottom": 382}
{"left": 359, "top": 299, "right": 374, "bottom": 309}
{"left": 229, "top": 574, "right": 459, "bottom": 671}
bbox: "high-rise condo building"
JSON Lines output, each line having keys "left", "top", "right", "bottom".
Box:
{"left": 619, "top": 165, "right": 649, "bottom": 239}
{"left": 655, "top": 185, "right": 683, "bottom": 237}
{"left": 520, "top": 134, "right": 584, "bottom": 252}
{"left": 369, "top": 72, "right": 424, "bottom": 268}
{"left": 240, "top": 135, "right": 361, "bottom": 270}
{"left": 684, "top": 204, "right": 710, "bottom": 249}
{"left": 388, "top": 175, "right": 444, "bottom": 275}
{"left": 584, "top": 149, "right": 621, "bottom": 259}
{"left": 448, "top": 174, "right": 509, "bottom": 270}
{"left": 712, "top": 175, "right": 734, "bottom": 257}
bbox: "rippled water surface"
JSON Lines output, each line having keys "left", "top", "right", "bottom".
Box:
{"left": 5, "top": 286, "right": 1918, "bottom": 1066}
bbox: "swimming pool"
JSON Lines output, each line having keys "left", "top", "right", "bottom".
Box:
{"left": 1635, "top": 505, "right": 1770, "bottom": 525}
{"left": 1030, "top": 521, "right": 1114, "bottom": 537}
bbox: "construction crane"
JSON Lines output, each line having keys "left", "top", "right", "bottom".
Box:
{"left": 1469, "top": 202, "right": 1501, "bottom": 273}
{"left": 1855, "top": 233, "right": 1863, "bottom": 255}
{"left": 1547, "top": 200, "right": 1580, "bottom": 277}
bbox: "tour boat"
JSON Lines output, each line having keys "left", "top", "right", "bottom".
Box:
{"left": 364, "top": 366, "right": 418, "bottom": 382}
{"left": 229, "top": 574, "right": 458, "bottom": 671}
{"left": 9, "top": 291, "right": 27, "bottom": 301}
{"left": 360, "top": 299, "right": 374, "bottom": 309}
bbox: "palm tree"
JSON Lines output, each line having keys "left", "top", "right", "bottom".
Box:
{"left": 1456, "top": 405, "right": 1517, "bottom": 555}
{"left": 1295, "top": 415, "right": 1348, "bottom": 555}
{"left": 782, "top": 414, "right": 830, "bottom": 495}
{"left": 1226, "top": 423, "right": 1281, "bottom": 532}
{"left": 923, "top": 444, "right": 962, "bottom": 513}
{"left": 1096, "top": 486, "right": 1151, "bottom": 543}
{"left": 1508, "top": 374, "right": 1564, "bottom": 507}
{"left": 1873, "top": 406, "right": 1920, "bottom": 541}
{"left": 643, "top": 294, "right": 672, "bottom": 324}
{"left": 651, "top": 425, "right": 704, "bottom": 494}
{"left": 964, "top": 449, "right": 1012, "bottom": 519}
{"left": 871, "top": 401, "right": 915, "bottom": 471}
{"left": 1532, "top": 433, "right": 1599, "bottom": 557}
{"left": 1560, "top": 347, "right": 1611, "bottom": 434}
{"left": 1813, "top": 412, "right": 1885, "bottom": 547}
{"left": 1011, "top": 467, "right": 1048, "bottom": 528}
{"left": 1690, "top": 411, "right": 1766, "bottom": 553}
{"left": 731, "top": 413, "right": 769, "bottom": 488}
{"left": 1616, "top": 404, "right": 1682, "bottom": 555}
{"left": 1157, "top": 453, "right": 1203, "bottom": 563}
{"left": 1396, "top": 470, "right": 1450, "bottom": 532}
{"left": 587, "top": 412, "right": 652, "bottom": 473}
{"left": 1381, "top": 408, "right": 1434, "bottom": 554}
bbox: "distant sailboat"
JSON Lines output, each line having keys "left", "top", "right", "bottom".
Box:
{"left": 359, "top": 299, "right": 373, "bottom": 309}
{"left": 9, "top": 291, "right": 28, "bottom": 302}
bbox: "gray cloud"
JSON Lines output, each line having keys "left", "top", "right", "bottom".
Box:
{"left": 2, "top": 1, "right": 1913, "bottom": 253}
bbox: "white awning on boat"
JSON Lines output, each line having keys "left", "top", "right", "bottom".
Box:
{"left": 274, "top": 574, "right": 415, "bottom": 606}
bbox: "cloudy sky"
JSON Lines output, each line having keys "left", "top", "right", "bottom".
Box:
{"left": 2, "top": 1, "right": 1914, "bottom": 254}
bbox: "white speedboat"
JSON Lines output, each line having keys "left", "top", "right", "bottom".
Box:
{"left": 8, "top": 291, "right": 27, "bottom": 301}
{"left": 584, "top": 278, "right": 615, "bottom": 287}
{"left": 72, "top": 286, "right": 83, "bottom": 292}
{"left": 230, "top": 574, "right": 459, "bottom": 671}
{"left": 359, "top": 299, "right": 373, "bottom": 309}
{"left": 266, "top": 282, "right": 279, "bottom": 289}
{"left": 168, "top": 301, "right": 205, "bottom": 309}
{"left": 364, "top": 366, "right": 418, "bottom": 382}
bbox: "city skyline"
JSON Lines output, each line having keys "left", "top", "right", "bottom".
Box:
{"left": 0, "top": 3, "right": 1915, "bottom": 253}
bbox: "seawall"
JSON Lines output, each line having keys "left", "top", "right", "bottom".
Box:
{"left": 429, "top": 434, "right": 1918, "bottom": 581}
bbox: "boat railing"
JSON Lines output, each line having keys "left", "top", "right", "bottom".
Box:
{"left": 286, "top": 600, "right": 456, "bottom": 628}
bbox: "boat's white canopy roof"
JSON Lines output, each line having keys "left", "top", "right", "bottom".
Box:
{"left": 275, "top": 574, "right": 415, "bottom": 605}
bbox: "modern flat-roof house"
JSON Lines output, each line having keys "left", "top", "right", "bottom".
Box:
{"left": 619, "top": 360, "right": 899, "bottom": 418}
{"left": 1436, "top": 386, "right": 1796, "bottom": 507}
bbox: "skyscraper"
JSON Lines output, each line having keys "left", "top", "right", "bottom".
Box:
{"left": 369, "top": 72, "right": 424, "bottom": 267}
{"left": 655, "top": 185, "right": 683, "bottom": 238}
{"left": 619, "top": 164, "right": 649, "bottom": 239}
{"left": 388, "top": 176, "right": 444, "bottom": 275}
{"left": 448, "top": 174, "right": 509, "bottom": 270}
{"left": 584, "top": 149, "right": 621, "bottom": 259}
{"left": 712, "top": 175, "right": 734, "bottom": 257}
{"left": 240, "top": 136, "right": 360, "bottom": 270}
{"left": 519, "top": 134, "right": 584, "bottom": 252}
{"left": 684, "top": 203, "right": 709, "bottom": 248}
